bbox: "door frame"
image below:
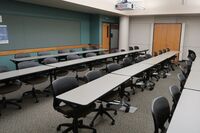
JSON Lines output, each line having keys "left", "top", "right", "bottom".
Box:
{"left": 150, "top": 23, "right": 185, "bottom": 61}
{"left": 101, "top": 22, "right": 119, "bottom": 52}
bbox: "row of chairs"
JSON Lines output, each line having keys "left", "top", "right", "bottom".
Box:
{"left": 151, "top": 49, "right": 196, "bottom": 133}
{"left": 50, "top": 49, "right": 178, "bottom": 132}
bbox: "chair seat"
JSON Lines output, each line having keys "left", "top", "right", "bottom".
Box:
{"left": 0, "top": 82, "right": 21, "bottom": 95}
{"left": 56, "top": 103, "right": 96, "bottom": 118}
{"left": 22, "top": 75, "right": 48, "bottom": 85}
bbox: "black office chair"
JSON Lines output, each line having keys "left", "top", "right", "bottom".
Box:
{"left": 58, "top": 49, "right": 69, "bottom": 61}
{"left": 177, "top": 73, "right": 186, "bottom": 92}
{"left": 52, "top": 76, "right": 96, "bottom": 133}
{"left": 169, "top": 85, "right": 181, "bottom": 116}
{"left": 69, "top": 49, "right": 76, "bottom": 52}
{"left": 107, "top": 63, "right": 132, "bottom": 100}
{"left": 151, "top": 96, "right": 170, "bottom": 133}
{"left": 154, "top": 52, "right": 158, "bottom": 56}
{"left": 82, "top": 47, "right": 91, "bottom": 51}
{"left": 134, "top": 46, "right": 139, "bottom": 50}
{"left": 121, "top": 56, "right": 133, "bottom": 67}
{"left": 37, "top": 51, "right": 50, "bottom": 56}
{"left": 18, "top": 61, "right": 48, "bottom": 103}
{"left": 162, "top": 49, "right": 167, "bottom": 53}
{"left": 85, "top": 53, "right": 97, "bottom": 57}
{"left": 166, "top": 48, "right": 170, "bottom": 52}
{"left": 158, "top": 50, "right": 163, "bottom": 55}
{"left": 67, "top": 54, "right": 88, "bottom": 79}
{"left": 129, "top": 46, "right": 134, "bottom": 51}
{"left": 14, "top": 53, "right": 31, "bottom": 59}
{"left": 187, "top": 49, "right": 196, "bottom": 61}
{"left": 0, "top": 65, "right": 22, "bottom": 110}
{"left": 85, "top": 70, "right": 117, "bottom": 127}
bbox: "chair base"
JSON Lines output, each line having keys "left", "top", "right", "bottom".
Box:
{"left": 22, "top": 86, "right": 44, "bottom": 103}
{"left": 90, "top": 103, "right": 117, "bottom": 127}
{"left": 57, "top": 119, "right": 96, "bottom": 133}
{"left": 0, "top": 97, "right": 21, "bottom": 109}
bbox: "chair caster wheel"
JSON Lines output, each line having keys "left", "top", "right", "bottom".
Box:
{"left": 57, "top": 126, "right": 61, "bottom": 131}
{"left": 93, "top": 129, "right": 97, "bottom": 133}
{"left": 132, "top": 92, "right": 135, "bottom": 95}
{"left": 18, "top": 106, "right": 22, "bottom": 110}
{"left": 125, "top": 107, "right": 129, "bottom": 113}
{"left": 128, "top": 98, "right": 130, "bottom": 102}
{"left": 46, "top": 94, "right": 49, "bottom": 97}
{"left": 35, "top": 100, "right": 39, "bottom": 103}
{"left": 141, "top": 89, "right": 144, "bottom": 92}
{"left": 114, "top": 111, "right": 117, "bottom": 115}
{"left": 17, "top": 99, "right": 22, "bottom": 103}
{"left": 90, "top": 123, "right": 94, "bottom": 127}
{"left": 111, "top": 121, "right": 115, "bottom": 125}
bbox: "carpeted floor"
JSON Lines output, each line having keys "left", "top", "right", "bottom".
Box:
{"left": 0, "top": 67, "right": 180, "bottom": 133}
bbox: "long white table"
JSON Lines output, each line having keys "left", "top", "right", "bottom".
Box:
{"left": 47, "top": 49, "right": 148, "bottom": 69}
{"left": 0, "top": 65, "right": 55, "bottom": 81}
{"left": 10, "top": 49, "right": 107, "bottom": 63}
{"left": 142, "top": 51, "right": 178, "bottom": 65}
{"left": 167, "top": 89, "right": 200, "bottom": 133}
{"left": 111, "top": 62, "right": 153, "bottom": 77}
{"left": 184, "top": 70, "right": 200, "bottom": 91}
{"left": 56, "top": 73, "right": 130, "bottom": 106}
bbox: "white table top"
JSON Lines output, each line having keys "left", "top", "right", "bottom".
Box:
{"left": 0, "top": 65, "right": 55, "bottom": 81}
{"left": 48, "top": 49, "right": 149, "bottom": 68}
{"left": 111, "top": 63, "right": 153, "bottom": 77}
{"left": 10, "top": 49, "right": 107, "bottom": 62}
{"left": 167, "top": 89, "right": 200, "bottom": 133}
{"left": 184, "top": 70, "right": 200, "bottom": 91}
{"left": 142, "top": 51, "right": 178, "bottom": 65}
{"left": 56, "top": 73, "right": 130, "bottom": 105}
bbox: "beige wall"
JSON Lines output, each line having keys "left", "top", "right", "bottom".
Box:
{"left": 129, "top": 16, "right": 200, "bottom": 60}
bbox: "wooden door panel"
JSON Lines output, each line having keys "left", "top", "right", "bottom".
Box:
{"left": 102, "top": 23, "right": 110, "bottom": 51}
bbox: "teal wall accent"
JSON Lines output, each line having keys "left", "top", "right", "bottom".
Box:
{"left": 90, "top": 15, "right": 100, "bottom": 44}
{"left": 0, "top": 0, "right": 91, "bottom": 70}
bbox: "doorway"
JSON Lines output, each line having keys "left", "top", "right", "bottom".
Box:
{"left": 102, "top": 23, "right": 119, "bottom": 52}
{"left": 152, "top": 23, "right": 182, "bottom": 59}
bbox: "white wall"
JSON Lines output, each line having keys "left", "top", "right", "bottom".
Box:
{"left": 129, "top": 16, "right": 200, "bottom": 60}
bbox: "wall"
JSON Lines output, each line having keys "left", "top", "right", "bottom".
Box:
{"left": 0, "top": 0, "right": 91, "bottom": 69}
{"left": 129, "top": 15, "right": 200, "bottom": 60}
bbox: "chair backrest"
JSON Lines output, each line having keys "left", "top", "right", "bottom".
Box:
{"left": 166, "top": 48, "right": 170, "bottom": 52}
{"left": 85, "top": 53, "right": 97, "bottom": 57}
{"left": 163, "top": 49, "right": 166, "bottom": 53}
{"left": 120, "top": 49, "right": 126, "bottom": 52}
{"left": 158, "top": 50, "right": 163, "bottom": 55}
{"left": 152, "top": 96, "right": 170, "bottom": 133}
{"left": 134, "top": 46, "right": 139, "bottom": 50}
{"left": 145, "top": 54, "right": 152, "bottom": 59}
{"left": 85, "top": 70, "right": 102, "bottom": 82}
{"left": 42, "top": 57, "right": 58, "bottom": 64}
{"left": 122, "top": 57, "right": 132, "bottom": 67}
{"left": 69, "top": 49, "right": 76, "bottom": 52}
{"left": 18, "top": 61, "right": 40, "bottom": 69}
{"left": 37, "top": 51, "right": 51, "bottom": 56}
{"left": 188, "top": 49, "right": 196, "bottom": 61}
{"left": 135, "top": 56, "right": 144, "bottom": 63}
{"left": 67, "top": 54, "right": 82, "bottom": 60}
{"left": 154, "top": 52, "right": 158, "bottom": 56}
{"left": 15, "top": 53, "right": 31, "bottom": 59}
{"left": 107, "top": 63, "right": 121, "bottom": 73}
{"left": 58, "top": 49, "right": 69, "bottom": 54}
{"left": 129, "top": 46, "right": 134, "bottom": 51}
{"left": 0, "top": 65, "right": 9, "bottom": 73}
{"left": 52, "top": 76, "right": 79, "bottom": 108}
{"left": 177, "top": 73, "right": 186, "bottom": 91}
{"left": 169, "top": 85, "right": 180, "bottom": 105}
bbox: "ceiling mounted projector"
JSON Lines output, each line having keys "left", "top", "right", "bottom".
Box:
{"left": 115, "top": 0, "right": 134, "bottom": 10}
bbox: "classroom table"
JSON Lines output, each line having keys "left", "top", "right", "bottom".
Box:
{"left": 167, "top": 89, "right": 200, "bottom": 133}
{"left": 47, "top": 49, "right": 148, "bottom": 70}
{"left": 0, "top": 65, "right": 55, "bottom": 82}
{"left": 56, "top": 73, "right": 130, "bottom": 106}
{"left": 142, "top": 51, "right": 178, "bottom": 65}
{"left": 10, "top": 49, "right": 107, "bottom": 69}
{"left": 111, "top": 62, "right": 154, "bottom": 77}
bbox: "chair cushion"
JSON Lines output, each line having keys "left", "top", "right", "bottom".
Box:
{"left": 56, "top": 103, "right": 96, "bottom": 118}
{"left": 0, "top": 81, "right": 21, "bottom": 95}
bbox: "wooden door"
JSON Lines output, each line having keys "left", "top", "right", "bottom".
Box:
{"left": 102, "top": 23, "right": 110, "bottom": 51}
{"left": 153, "top": 23, "right": 182, "bottom": 57}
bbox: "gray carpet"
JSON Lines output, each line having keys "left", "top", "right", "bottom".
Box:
{"left": 0, "top": 67, "right": 180, "bottom": 133}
